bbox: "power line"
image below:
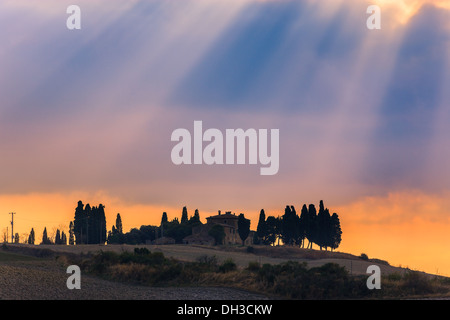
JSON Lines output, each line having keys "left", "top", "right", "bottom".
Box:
{"left": 14, "top": 216, "right": 68, "bottom": 224}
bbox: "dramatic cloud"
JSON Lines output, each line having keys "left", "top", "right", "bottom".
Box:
{"left": 0, "top": 0, "right": 449, "bottom": 204}
{"left": 0, "top": 0, "right": 450, "bottom": 274}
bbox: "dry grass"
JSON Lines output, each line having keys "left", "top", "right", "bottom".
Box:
{"left": 1, "top": 242, "right": 433, "bottom": 277}
{"left": 0, "top": 250, "right": 39, "bottom": 262}
{"left": 4, "top": 243, "right": 450, "bottom": 299}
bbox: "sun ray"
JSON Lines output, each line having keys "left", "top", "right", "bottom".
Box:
{"left": 372, "top": 0, "right": 450, "bottom": 24}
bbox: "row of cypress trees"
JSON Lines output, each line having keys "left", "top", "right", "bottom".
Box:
{"left": 73, "top": 200, "right": 107, "bottom": 244}
{"left": 255, "top": 200, "right": 342, "bottom": 250}
{"left": 26, "top": 226, "right": 73, "bottom": 245}
{"left": 69, "top": 200, "right": 341, "bottom": 249}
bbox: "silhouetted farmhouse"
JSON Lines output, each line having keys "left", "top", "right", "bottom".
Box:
{"left": 183, "top": 211, "right": 254, "bottom": 245}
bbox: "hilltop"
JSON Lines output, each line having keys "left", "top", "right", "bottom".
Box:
{"left": 1, "top": 242, "right": 438, "bottom": 277}
{"left": 2, "top": 243, "right": 450, "bottom": 299}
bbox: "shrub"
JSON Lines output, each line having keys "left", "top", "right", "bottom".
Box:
{"left": 256, "top": 261, "right": 370, "bottom": 299}
{"left": 195, "top": 255, "right": 218, "bottom": 272}
{"left": 360, "top": 253, "right": 369, "bottom": 260}
{"left": 196, "top": 254, "right": 218, "bottom": 266}
{"left": 247, "top": 261, "right": 261, "bottom": 272}
{"left": 387, "top": 272, "right": 402, "bottom": 282}
{"left": 219, "top": 258, "right": 237, "bottom": 273}
{"left": 153, "top": 263, "right": 183, "bottom": 285}
{"left": 119, "top": 250, "right": 165, "bottom": 265}
{"left": 86, "top": 250, "right": 120, "bottom": 274}
{"left": 72, "top": 250, "right": 445, "bottom": 299}
{"left": 134, "top": 247, "right": 150, "bottom": 255}
{"left": 401, "top": 271, "right": 434, "bottom": 295}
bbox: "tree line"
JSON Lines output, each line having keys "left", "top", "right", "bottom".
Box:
{"left": 107, "top": 206, "right": 203, "bottom": 245}
{"left": 25, "top": 201, "right": 107, "bottom": 245}
{"left": 73, "top": 200, "right": 107, "bottom": 244}
{"left": 106, "top": 200, "right": 342, "bottom": 250}
{"left": 107, "top": 207, "right": 253, "bottom": 246}
{"left": 23, "top": 226, "right": 74, "bottom": 245}
{"left": 255, "top": 200, "right": 342, "bottom": 250}
{"left": 16, "top": 199, "right": 342, "bottom": 250}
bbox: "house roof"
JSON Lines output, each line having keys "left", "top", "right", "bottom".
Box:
{"left": 206, "top": 212, "right": 239, "bottom": 220}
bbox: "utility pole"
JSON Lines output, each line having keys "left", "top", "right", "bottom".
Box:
{"left": 9, "top": 212, "right": 16, "bottom": 243}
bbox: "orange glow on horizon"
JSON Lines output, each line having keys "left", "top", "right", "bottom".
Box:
{"left": 1, "top": 190, "right": 450, "bottom": 277}
{"left": 336, "top": 191, "right": 450, "bottom": 277}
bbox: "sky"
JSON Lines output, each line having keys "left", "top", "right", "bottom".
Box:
{"left": 0, "top": 0, "right": 450, "bottom": 276}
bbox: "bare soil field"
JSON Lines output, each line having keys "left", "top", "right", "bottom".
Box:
{"left": 0, "top": 249, "right": 268, "bottom": 300}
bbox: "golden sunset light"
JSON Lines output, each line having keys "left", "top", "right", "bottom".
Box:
{"left": 1, "top": 0, "right": 450, "bottom": 302}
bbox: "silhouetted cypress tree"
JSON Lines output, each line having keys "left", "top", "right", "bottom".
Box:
{"left": 41, "top": 227, "right": 51, "bottom": 245}
{"left": 281, "top": 205, "right": 298, "bottom": 245}
{"left": 299, "top": 204, "right": 309, "bottom": 248}
{"left": 73, "top": 201, "right": 85, "bottom": 244}
{"left": 330, "top": 212, "right": 342, "bottom": 250}
{"left": 55, "top": 229, "right": 61, "bottom": 244}
{"left": 85, "top": 204, "right": 92, "bottom": 244}
{"left": 190, "top": 209, "right": 201, "bottom": 225}
{"left": 237, "top": 213, "right": 251, "bottom": 245}
{"left": 181, "top": 206, "right": 189, "bottom": 224}
{"left": 161, "top": 212, "right": 168, "bottom": 225}
{"left": 307, "top": 204, "right": 317, "bottom": 249}
{"left": 61, "top": 231, "right": 67, "bottom": 245}
{"left": 265, "top": 216, "right": 278, "bottom": 245}
{"left": 116, "top": 213, "right": 123, "bottom": 234}
{"left": 28, "top": 228, "right": 35, "bottom": 245}
{"left": 317, "top": 206, "right": 331, "bottom": 250}
{"left": 316, "top": 201, "right": 324, "bottom": 249}
{"left": 98, "top": 204, "right": 107, "bottom": 244}
{"left": 256, "top": 209, "right": 268, "bottom": 244}
{"left": 107, "top": 212, "right": 125, "bottom": 244}
{"left": 291, "top": 205, "right": 304, "bottom": 246}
